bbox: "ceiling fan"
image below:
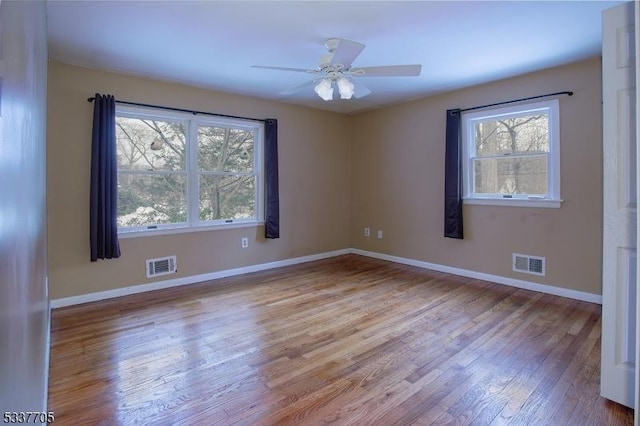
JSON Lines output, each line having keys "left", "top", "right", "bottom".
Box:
{"left": 251, "top": 38, "right": 422, "bottom": 101}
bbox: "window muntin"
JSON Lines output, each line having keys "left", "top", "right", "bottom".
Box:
{"left": 462, "top": 99, "right": 560, "bottom": 206}
{"left": 115, "top": 106, "right": 263, "bottom": 232}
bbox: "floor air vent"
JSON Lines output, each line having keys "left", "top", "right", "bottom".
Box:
{"left": 146, "top": 255, "right": 177, "bottom": 278}
{"left": 513, "top": 253, "right": 546, "bottom": 276}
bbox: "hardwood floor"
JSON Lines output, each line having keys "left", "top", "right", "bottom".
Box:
{"left": 48, "top": 254, "right": 633, "bottom": 425}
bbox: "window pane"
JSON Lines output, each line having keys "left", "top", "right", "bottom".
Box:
{"left": 474, "top": 113, "right": 548, "bottom": 157}
{"left": 199, "top": 175, "right": 256, "bottom": 221}
{"left": 473, "top": 156, "right": 547, "bottom": 195}
{"left": 116, "top": 117, "right": 186, "bottom": 171}
{"left": 198, "top": 126, "right": 254, "bottom": 172}
{"left": 117, "top": 173, "right": 187, "bottom": 226}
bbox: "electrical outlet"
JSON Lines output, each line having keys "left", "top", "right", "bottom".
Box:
{"left": 241, "top": 237, "right": 248, "bottom": 248}
{"left": 364, "top": 227, "right": 370, "bottom": 237}
{"left": 377, "top": 230, "right": 383, "bottom": 239}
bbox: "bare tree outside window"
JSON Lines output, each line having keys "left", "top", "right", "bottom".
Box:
{"left": 116, "top": 114, "right": 259, "bottom": 229}
{"left": 473, "top": 113, "right": 549, "bottom": 195}
{"left": 462, "top": 99, "right": 560, "bottom": 206}
{"left": 116, "top": 117, "right": 188, "bottom": 227}
{"left": 198, "top": 125, "right": 256, "bottom": 221}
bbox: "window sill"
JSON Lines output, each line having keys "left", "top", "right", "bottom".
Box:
{"left": 463, "top": 197, "right": 562, "bottom": 208}
{"left": 118, "top": 221, "right": 264, "bottom": 239}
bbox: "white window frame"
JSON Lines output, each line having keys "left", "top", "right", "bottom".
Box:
{"left": 461, "top": 99, "right": 561, "bottom": 208}
{"left": 116, "top": 105, "right": 264, "bottom": 237}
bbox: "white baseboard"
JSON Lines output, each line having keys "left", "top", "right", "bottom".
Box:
{"left": 351, "top": 249, "right": 602, "bottom": 304}
{"left": 50, "top": 249, "right": 350, "bottom": 308}
{"left": 51, "top": 247, "right": 602, "bottom": 308}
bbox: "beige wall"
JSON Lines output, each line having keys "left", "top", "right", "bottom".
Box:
{"left": 48, "top": 58, "right": 604, "bottom": 300}
{"left": 351, "top": 58, "right": 603, "bottom": 295}
{"left": 47, "top": 62, "right": 352, "bottom": 299}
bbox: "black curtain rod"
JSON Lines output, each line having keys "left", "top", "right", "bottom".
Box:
{"left": 87, "top": 97, "right": 267, "bottom": 123}
{"left": 459, "top": 91, "right": 573, "bottom": 113}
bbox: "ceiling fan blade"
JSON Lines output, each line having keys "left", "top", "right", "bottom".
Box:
{"left": 351, "top": 65, "right": 422, "bottom": 77}
{"left": 251, "top": 65, "right": 320, "bottom": 74}
{"left": 351, "top": 79, "right": 371, "bottom": 99}
{"left": 279, "top": 79, "right": 318, "bottom": 96}
{"left": 330, "top": 39, "right": 366, "bottom": 68}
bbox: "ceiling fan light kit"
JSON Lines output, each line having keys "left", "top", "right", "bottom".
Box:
{"left": 336, "top": 77, "right": 355, "bottom": 100}
{"left": 314, "top": 78, "right": 334, "bottom": 101}
{"left": 314, "top": 76, "right": 355, "bottom": 101}
{"left": 252, "top": 38, "right": 422, "bottom": 101}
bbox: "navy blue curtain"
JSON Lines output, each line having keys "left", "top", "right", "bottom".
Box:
{"left": 264, "top": 119, "right": 279, "bottom": 239}
{"left": 444, "top": 109, "right": 463, "bottom": 239}
{"left": 90, "top": 94, "right": 121, "bottom": 261}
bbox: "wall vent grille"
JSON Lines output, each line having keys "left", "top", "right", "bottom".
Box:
{"left": 146, "top": 255, "right": 177, "bottom": 278}
{"left": 513, "top": 253, "right": 546, "bottom": 276}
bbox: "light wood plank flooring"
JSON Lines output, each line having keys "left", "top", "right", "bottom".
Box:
{"left": 48, "top": 254, "right": 633, "bottom": 425}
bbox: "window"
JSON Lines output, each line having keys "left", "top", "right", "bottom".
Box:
{"left": 115, "top": 105, "right": 263, "bottom": 233}
{"left": 461, "top": 99, "right": 561, "bottom": 207}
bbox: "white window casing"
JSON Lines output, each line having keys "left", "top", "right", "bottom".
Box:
{"left": 461, "top": 99, "right": 561, "bottom": 208}
{"left": 115, "top": 105, "right": 264, "bottom": 236}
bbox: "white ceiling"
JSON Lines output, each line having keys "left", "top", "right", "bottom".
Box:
{"left": 47, "top": 1, "right": 623, "bottom": 115}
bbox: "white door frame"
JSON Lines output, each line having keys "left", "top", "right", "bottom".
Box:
{"left": 635, "top": 1, "right": 640, "bottom": 423}
{"left": 601, "top": 0, "right": 637, "bottom": 410}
